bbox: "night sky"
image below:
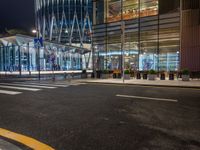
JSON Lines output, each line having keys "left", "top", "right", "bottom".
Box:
{"left": 0, "top": 0, "right": 35, "bottom": 32}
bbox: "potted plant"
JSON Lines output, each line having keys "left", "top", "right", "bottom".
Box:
{"left": 124, "top": 69, "right": 131, "bottom": 80}
{"left": 148, "top": 69, "right": 157, "bottom": 80}
{"left": 101, "top": 70, "right": 109, "bottom": 79}
{"left": 182, "top": 68, "right": 190, "bottom": 81}
{"left": 160, "top": 70, "right": 165, "bottom": 80}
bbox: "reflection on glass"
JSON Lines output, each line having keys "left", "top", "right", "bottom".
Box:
{"left": 140, "top": 0, "right": 158, "bottom": 17}
{"left": 139, "top": 53, "right": 157, "bottom": 70}
{"left": 107, "top": 0, "right": 122, "bottom": 22}
{"left": 123, "top": 0, "right": 139, "bottom": 20}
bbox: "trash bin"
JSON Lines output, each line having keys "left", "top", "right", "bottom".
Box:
{"left": 143, "top": 73, "right": 148, "bottom": 80}
{"left": 96, "top": 71, "right": 101, "bottom": 79}
{"left": 169, "top": 73, "right": 174, "bottom": 80}
{"left": 136, "top": 72, "right": 141, "bottom": 79}
{"left": 113, "top": 73, "right": 117, "bottom": 78}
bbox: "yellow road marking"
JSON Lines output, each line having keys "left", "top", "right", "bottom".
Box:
{"left": 0, "top": 128, "right": 55, "bottom": 150}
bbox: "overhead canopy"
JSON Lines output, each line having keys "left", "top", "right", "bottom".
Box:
{"left": 0, "top": 34, "right": 91, "bottom": 55}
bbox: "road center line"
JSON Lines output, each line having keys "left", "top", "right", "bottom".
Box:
{"left": 116, "top": 94, "right": 178, "bottom": 102}
{"left": 0, "top": 128, "right": 55, "bottom": 150}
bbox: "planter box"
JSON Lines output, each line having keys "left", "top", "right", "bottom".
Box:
{"left": 182, "top": 75, "right": 190, "bottom": 81}
{"left": 81, "top": 73, "right": 87, "bottom": 79}
{"left": 124, "top": 74, "right": 130, "bottom": 80}
{"left": 148, "top": 74, "right": 156, "bottom": 80}
{"left": 101, "top": 74, "right": 109, "bottom": 79}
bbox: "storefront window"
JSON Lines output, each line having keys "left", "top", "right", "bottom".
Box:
{"left": 123, "top": 0, "right": 139, "bottom": 20}
{"left": 159, "top": 0, "right": 180, "bottom": 14}
{"left": 140, "top": 0, "right": 158, "bottom": 17}
{"left": 107, "top": 0, "right": 122, "bottom": 23}
{"left": 95, "top": 0, "right": 106, "bottom": 24}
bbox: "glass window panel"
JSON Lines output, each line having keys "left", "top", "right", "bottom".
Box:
{"left": 95, "top": 0, "right": 107, "bottom": 24}
{"left": 123, "top": 0, "right": 139, "bottom": 20}
{"left": 140, "top": 0, "right": 158, "bottom": 18}
{"left": 107, "top": 0, "right": 122, "bottom": 23}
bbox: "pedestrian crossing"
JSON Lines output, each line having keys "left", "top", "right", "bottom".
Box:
{"left": 0, "top": 89, "right": 22, "bottom": 95}
{"left": 0, "top": 82, "right": 86, "bottom": 95}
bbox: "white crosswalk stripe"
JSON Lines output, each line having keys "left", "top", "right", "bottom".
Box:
{"left": 14, "top": 82, "right": 69, "bottom": 87}
{"left": 0, "top": 83, "right": 57, "bottom": 89}
{"left": 0, "top": 81, "right": 85, "bottom": 96}
{"left": 0, "top": 85, "right": 41, "bottom": 92}
{"left": 0, "top": 90, "right": 22, "bottom": 95}
{"left": 69, "top": 83, "right": 87, "bottom": 86}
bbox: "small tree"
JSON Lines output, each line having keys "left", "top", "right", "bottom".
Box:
{"left": 102, "top": 70, "right": 109, "bottom": 74}
{"left": 182, "top": 68, "right": 190, "bottom": 81}
{"left": 182, "top": 68, "right": 190, "bottom": 75}
{"left": 124, "top": 69, "right": 130, "bottom": 74}
{"left": 149, "top": 69, "right": 156, "bottom": 74}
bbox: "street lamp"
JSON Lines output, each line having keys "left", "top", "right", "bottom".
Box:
{"left": 32, "top": 29, "right": 41, "bottom": 81}
{"left": 121, "top": 21, "right": 125, "bottom": 83}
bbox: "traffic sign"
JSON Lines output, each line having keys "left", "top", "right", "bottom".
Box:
{"left": 34, "top": 37, "right": 43, "bottom": 48}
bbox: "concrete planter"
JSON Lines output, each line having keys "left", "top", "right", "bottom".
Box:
{"left": 182, "top": 75, "right": 190, "bottom": 81}
{"left": 148, "top": 74, "right": 156, "bottom": 80}
{"left": 81, "top": 73, "right": 87, "bottom": 79}
{"left": 101, "top": 74, "right": 109, "bottom": 79}
{"left": 124, "top": 74, "right": 130, "bottom": 80}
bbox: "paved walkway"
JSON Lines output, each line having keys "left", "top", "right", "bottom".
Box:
{"left": 81, "top": 78, "right": 200, "bottom": 88}
{"left": 0, "top": 139, "right": 22, "bottom": 150}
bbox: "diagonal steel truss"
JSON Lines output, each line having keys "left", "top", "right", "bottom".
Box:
{"left": 35, "top": 0, "right": 92, "bottom": 48}
{"left": 35, "top": 0, "right": 93, "bottom": 69}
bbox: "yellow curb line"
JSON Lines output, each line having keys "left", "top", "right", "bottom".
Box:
{"left": 0, "top": 128, "right": 55, "bottom": 150}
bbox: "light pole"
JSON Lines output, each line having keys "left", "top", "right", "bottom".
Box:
{"left": 121, "top": 21, "right": 125, "bottom": 83}
{"left": 32, "top": 29, "right": 41, "bottom": 81}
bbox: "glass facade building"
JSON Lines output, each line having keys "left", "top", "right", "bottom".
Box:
{"left": 35, "top": 0, "right": 92, "bottom": 48}
{"left": 93, "top": 0, "right": 180, "bottom": 72}
{"left": 1, "top": 0, "right": 200, "bottom": 74}
{"left": 0, "top": 35, "right": 90, "bottom": 73}
{"left": 0, "top": 0, "right": 93, "bottom": 74}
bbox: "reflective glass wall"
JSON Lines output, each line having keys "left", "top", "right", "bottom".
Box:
{"left": 0, "top": 38, "right": 84, "bottom": 73}
{"left": 93, "top": 0, "right": 180, "bottom": 72}
{"left": 35, "top": 0, "right": 92, "bottom": 48}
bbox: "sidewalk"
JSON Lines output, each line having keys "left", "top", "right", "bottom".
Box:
{"left": 0, "top": 139, "right": 22, "bottom": 150}
{"left": 81, "top": 78, "right": 200, "bottom": 89}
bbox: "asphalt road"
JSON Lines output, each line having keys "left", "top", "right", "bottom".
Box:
{"left": 0, "top": 81, "right": 200, "bottom": 150}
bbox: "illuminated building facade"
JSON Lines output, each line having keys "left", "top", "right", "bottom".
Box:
{"left": 0, "top": 0, "right": 200, "bottom": 75}
{"left": 92, "top": 0, "right": 200, "bottom": 72}
{"left": 0, "top": 35, "right": 90, "bottom": 73}
{"left": 35, "top": 0, "right": 92, "bottom": 48}
{"left": 0, "top": 0, "right": 93, "bottom": 74}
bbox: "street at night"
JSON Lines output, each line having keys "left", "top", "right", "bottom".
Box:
{"left": 1, "top": 0, "right": 200, "bottom": 149}
{"left": 0, "top": 80, "right": 199, "bottom": 150}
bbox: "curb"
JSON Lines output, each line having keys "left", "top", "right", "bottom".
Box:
{"left": 82, "top": 81, "right": 200, "bottom": 89}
